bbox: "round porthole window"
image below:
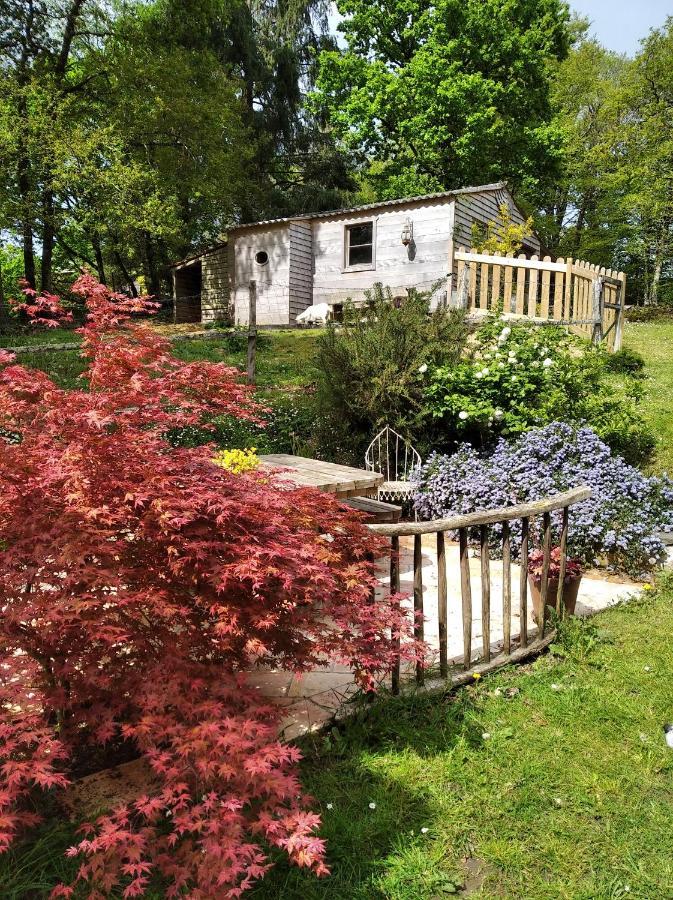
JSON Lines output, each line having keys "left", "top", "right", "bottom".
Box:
{"left": 255, "top": 250, "right": 269, "bottom": 266}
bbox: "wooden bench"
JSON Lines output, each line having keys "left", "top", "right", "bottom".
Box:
{"left": 344, "top": 496, "right": 402, "bottom": 524}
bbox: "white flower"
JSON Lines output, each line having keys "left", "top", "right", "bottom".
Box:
{"left": 368, "top": 802, "right": 377, "bottom": 809}
{"left": 501, "top": 327, "right": 511, "bottom": 337}
{"left": 551, "top": 683, "right": 561, "bottom": 691}
{"left": 458, "top": 411, "right": 469, "bottom": 420}
{"left": 644, "top": 665, "right": 651, "bottom": 672}
{"left": 482, "top": 732, "right": 491, "bottom": 740}
{"left": 421, "top": 827, "right": 429, "bottom": 834}
{"left": 482, "top": 367, "right": 490, "bottom": 375}
{"left": 511, "top": 375, "right": 517, "bottom": 382}
{"left": 508, "top": 349, "right": 516, "bottom": 358}
{"left": 475, "top": 371, "right": 483, "bottom": 379}
{"left": 542, "top": 358, "right": 553, "bottom": 368}
{"left": 493, "top": 408, "right": 504, "bottom": 420}
{"left": 553, "top": 797, "right": 563, "bottom": 807}
{"left": 418, "top": 363, "right": 428, "bottom": 374}
{"left": 498, "top": 361, "right": 505, "bottom": 369}
{"left": 531, "top": 360, "right": 540, "bottom": 368}
{"left": 326, "top": 803, "right": 333, "bottom": 810}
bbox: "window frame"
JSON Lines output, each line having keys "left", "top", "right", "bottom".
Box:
{"left": 343, "top": 219, "right": 376, "bottom": 272}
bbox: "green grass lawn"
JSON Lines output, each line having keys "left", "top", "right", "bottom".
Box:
{"left": 1, "top": 327, "right": 321, "bottom": 393}
{"left": 0, "top": 327, "right": 81, "bottom": 347}
{"left": 624, "top": 321, "right": 673, "bottom": 474}
{"left": 4, "top": 581, "right": 673, "bottom": 898}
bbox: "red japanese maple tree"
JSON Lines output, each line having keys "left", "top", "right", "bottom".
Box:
{"left": 0, "top": 276, "right": 419, "bottom": 898}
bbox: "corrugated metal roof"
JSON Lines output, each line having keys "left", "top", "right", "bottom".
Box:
{"left": 229, "top": 181, "right": 508, "bottom": 232}
{"left": 169, "top": 181, "right": 510, "bottom": 266}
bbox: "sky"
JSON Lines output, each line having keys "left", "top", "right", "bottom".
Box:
{"left": 571, "top": 0, "right": 670, "bottom": 55}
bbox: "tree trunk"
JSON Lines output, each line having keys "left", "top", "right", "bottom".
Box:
{"left": 142, "top": 231, "right": 161, "bottom": 298}
{"left": 40, "top": 191, "right": 55, "bottom": 293}
{"left": 0, "top": 257, "right": 11, "bottom": 334}
{"left": 92, "top": 232, "right": 106, "bottom": 285}
{"left": 646, "top": 227, "right": 668, "bottom": 306}
{"left": 114, "top": 250, "right": 137, "bottom": 297}
{"left": 21, "top": 217, "right": 36, "bottom": 290}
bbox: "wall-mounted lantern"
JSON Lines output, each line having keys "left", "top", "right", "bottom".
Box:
{"left": 401, "top": 218, "right": 413, "bottom": 246}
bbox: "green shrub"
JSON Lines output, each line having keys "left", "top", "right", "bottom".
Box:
{"left": 423, "top": 316, "right": 655, "bottom": 465}
{"left": 626, "top": 305, "right": 673, "bottom": 322}
{"left": 315, "top": 283, "right": 468, "bottom": 457}
{"left": 605, "top": 347, "right": 646, "bottom": 375}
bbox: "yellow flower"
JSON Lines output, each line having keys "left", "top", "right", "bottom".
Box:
{"left": 472, "top": 672, "right": 481, "bottom": 680}
{"left": 213, "top": 447, "right": 260, "bottom": 475}
{"left": 642, "top": 583, "right": 653, "bottom": 592}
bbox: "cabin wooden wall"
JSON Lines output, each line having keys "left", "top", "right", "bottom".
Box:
{"left": 311, "top": 199, "right": 454, "bottom": 307}
{"left": 453, "top": 188, "right": 541, "bottom": 254}
{"left": 201, "top": 246, "right": 231, "bottom": 323}
{"left": 231, "top": 223, "right": 291, "bottom": 326}
{"left": 288, "top": 221, "right": 313, "bottom": 323}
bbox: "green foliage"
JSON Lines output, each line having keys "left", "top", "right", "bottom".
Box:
{"left": 471, "top": 204, "right": 536, "bottom": 255}
{"left": 314, "top": 0, "right": 571, "bottom": 201}
{"left": 316, "top": 284, "right": 468, "bottom": 456}
{"left": 605, "top": 348, "right": 645, "bottom": 376}
{"left": 423, "top": 317, "right": 655, "bottom": 464}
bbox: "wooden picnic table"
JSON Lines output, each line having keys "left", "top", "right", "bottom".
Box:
{"left": 259, "top": 454, "right": 383, "bottom": 500}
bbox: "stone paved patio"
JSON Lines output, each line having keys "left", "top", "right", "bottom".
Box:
{"left": 246, "top": 536, "right": 644, "bottom": 740}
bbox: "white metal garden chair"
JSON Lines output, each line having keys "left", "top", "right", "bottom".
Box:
{"left": 365, "top": 425, "right": 422, "bottom": 505}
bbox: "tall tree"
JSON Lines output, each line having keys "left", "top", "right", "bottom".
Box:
{"left": 313, "top": 0, "right": 571, "bottom": 203}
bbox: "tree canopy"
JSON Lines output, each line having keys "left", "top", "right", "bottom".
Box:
{"left": 314, "top": 0, "right": 571, "bottom": 202}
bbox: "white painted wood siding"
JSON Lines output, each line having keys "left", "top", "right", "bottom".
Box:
{"left": 312, "top": 199, "right": 454, "bottom": 306}
{"left": 288, "top": 221, "right": 313, "bottom": 322}
{"left": 453, "top": 188, "right": 541, "bottom": 254}
{"left": 231, "top": 223, "right": 291, "bottom": 326}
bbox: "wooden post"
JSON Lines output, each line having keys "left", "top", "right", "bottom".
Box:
{"left": 390, "top": 536, "right": 401, "bottom": 695}
{"left": 413, "top": 534, "right": 424, "bottom": 686}
{"left": 502, "top": 521, "right": 511, "bottom": 655}
{"left": 480, "top": 525, "right": 491, "bottom": 662}
{"left": 519, "top": 517, "right": 529, "bottom": 648}
{"left": 539, "top": 512, "right": 552, "bottom": 637}
{"left": 437, "top": 532, "right": 448, "bottom": 678}
{"left": 563, "top": 258, "right": 573, "bottom": 321}
{"left": 591, "top": 274, "right": 604, "bottom": 346}
{"left": 247, "top": 279, "right": 257, "bottom": 386}
{"left": 614, "top": 272, "right": 627, "bottom": 351}
{"left": 459, "top": 528, "right": 472, "bottom": 670}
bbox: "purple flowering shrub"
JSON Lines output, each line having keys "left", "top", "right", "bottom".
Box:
{"left": 413, "top": 422, "right": 673, "bottom": 574}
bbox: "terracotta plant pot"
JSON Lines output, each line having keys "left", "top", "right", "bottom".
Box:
{"left": 528, "top": 575, "right": 582, "bottom": 625}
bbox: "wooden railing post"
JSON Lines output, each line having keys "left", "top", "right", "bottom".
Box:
{"left": 556, "top": 507, "right": 569, "bottom": 618}
{"left": 437, "top": 532, "right": 448, "bottom": 677}
{"left": 539, "top": 512, "right": 552, "bottom": 636}
{"left": 459, "top": 528, "right": 472, "bottom": 669}
{"left": 502, "top": 521, "right": 511, "bottom": 655}
{"left": 414, "top": 534, "right": 424, "bottom": 686}
{"left": 519, "top": 517, "right": 529, "bottom": 648}
{"left": 390, "top": 536, "right": 401, "bottom": 695}
{"left": 480, "top": 525, "right": 491, "bottom": 662}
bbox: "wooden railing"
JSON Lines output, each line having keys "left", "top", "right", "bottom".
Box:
{"left": 368, "top": 486, "right": 591, "bottom": 693}
{"left": 453, "top": 248, "right": 626, "bottom": 351}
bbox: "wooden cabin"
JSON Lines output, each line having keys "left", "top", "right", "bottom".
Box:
{"left": 170, "top": 182, "right": 540, "bottom": 327}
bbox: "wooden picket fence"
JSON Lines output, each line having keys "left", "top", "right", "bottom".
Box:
{"left": 453, "top": 248, "right": 626, "bottom": 351}
{"left": 369, "top": 486, "right": 591, "bottom": 693}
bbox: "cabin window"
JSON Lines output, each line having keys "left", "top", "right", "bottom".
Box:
{"left": 345, "top": 221, "right": 374, "bottom": 269}
{"left": 255, "top": 250, "right": 269, "bottom": 266}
